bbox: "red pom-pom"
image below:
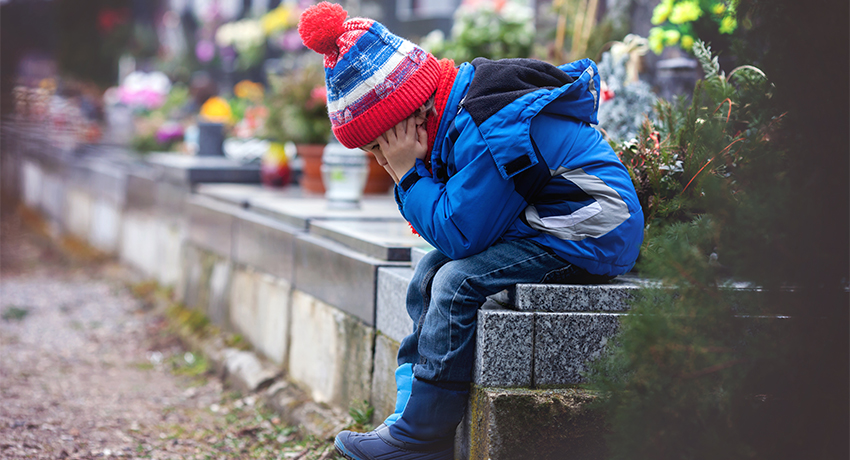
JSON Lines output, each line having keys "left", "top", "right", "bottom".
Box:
{"left": 298, "top": 2, "right": 348, "bottom": 55}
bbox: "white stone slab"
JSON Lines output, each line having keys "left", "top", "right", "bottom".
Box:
{"left": 288, "top": 290, "right": 374, "bottom": 409}
{"left": 65, "top": 188, "right": 92, "bottom": 240}
{"left": 22, "top": 160, "right": 42, "bottom": 209}
{"left": 90, "top": 198, "right": 122, "bottom": 253}
{"left": 229, "top": 268, "right": 291, "bottom": 365}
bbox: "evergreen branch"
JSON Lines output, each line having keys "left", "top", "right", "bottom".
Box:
{"left": 681, "top": 158, "right": 714, "bottom": 195}
{"left": 717, "top": 137, "right": 747, "bottom": 157}
{"left": 712, "top": 98, "right": 733, "bottom": 124}
{"left": 693, "top": 40, "right": 721, "bottom": 80}
{"left": 669, "top": 259, "right": 722, "bottom": 301}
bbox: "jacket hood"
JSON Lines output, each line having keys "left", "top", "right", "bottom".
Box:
{"left": 465, "top": 58, "right": 600, "bottom": 127}
{"left": 457, "top": 58, "right": 601, "bottom": 181}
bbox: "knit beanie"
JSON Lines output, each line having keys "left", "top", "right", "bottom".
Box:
{"left": 298, "top": 2, "right": 441, "bottom": 149}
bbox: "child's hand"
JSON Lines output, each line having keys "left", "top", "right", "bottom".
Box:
{"left": 376, "top": 117, "right": 428, "bottom": 182}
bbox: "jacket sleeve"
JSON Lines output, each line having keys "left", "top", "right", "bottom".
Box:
{"left": 394, "top": 117, "right": 536, "bottom": 260}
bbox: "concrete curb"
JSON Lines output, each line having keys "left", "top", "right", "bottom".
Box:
{"left": 149, "top": 286, "right": 350, "bottom": 441}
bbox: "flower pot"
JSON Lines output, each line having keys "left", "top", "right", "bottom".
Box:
{"left": 321, "top": 143, "right": 369, "bottom": 209}
{"left": 299, "top": 143, "right": 397, "bottom": 195}
{"left": 260, "top": 142, "right": 292, "bottom": 188}
{"left": 364, "top": 154, "right": 396, "bottom": 194}
{"left": 296, "top": 143, "right": 326, "bottom": 194}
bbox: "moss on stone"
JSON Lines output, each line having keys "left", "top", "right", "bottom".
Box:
{"left": 467, "top": 386, "right": 609, "bottom": 460}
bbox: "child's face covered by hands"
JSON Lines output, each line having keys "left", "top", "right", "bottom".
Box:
{"left": 362, "top": 107, "right": 429, "bottom": 184}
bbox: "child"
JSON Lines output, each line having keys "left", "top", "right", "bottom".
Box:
{"left": 298, "top": 3, "right": 644, "bottom": 459}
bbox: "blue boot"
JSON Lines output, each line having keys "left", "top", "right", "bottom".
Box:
{"left": 383, "top": 363, "right": 413, "bottom": 427}
{"left": 334, "top": 378, "right": 469, "bottom": 460}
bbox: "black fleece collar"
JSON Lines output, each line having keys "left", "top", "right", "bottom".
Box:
{"left": 464, "top": 58, "right": 575, "bottom": 127}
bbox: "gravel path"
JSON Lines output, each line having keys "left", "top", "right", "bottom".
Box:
{"left": 0, "top": 209, "right": 338, "bottom": 460}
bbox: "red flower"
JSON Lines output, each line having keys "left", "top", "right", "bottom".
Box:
{"left": 97, "top": 8, "right": 129, "bottom": 35}
{"left": 600, "top": 81, "right": 615, "bottom": 102}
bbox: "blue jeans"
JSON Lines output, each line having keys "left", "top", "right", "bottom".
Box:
{"left": 397, "top": 239, "right": 606, "bottom": 383}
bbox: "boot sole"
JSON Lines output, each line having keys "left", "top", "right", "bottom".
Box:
{"left": 334, "top": 436, "right": 361, "bottom": 460}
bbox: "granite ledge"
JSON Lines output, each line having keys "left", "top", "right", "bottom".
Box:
{"left": 514, "top": 280, "right": 642, "bottom": 312}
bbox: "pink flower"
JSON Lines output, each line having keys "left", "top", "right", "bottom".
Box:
{"left": 306, "top": 86, "right": 327, "bottom": 109}
{"left": 156, "top": 122, "right": 184, "bottom": 144}
{"left": 196, "top": 40, "right": 216, "bottom": 63}
{"left": 310, "top": 86, "right": 327, "bottom": 104}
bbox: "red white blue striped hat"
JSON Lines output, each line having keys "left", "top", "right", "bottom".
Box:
{"left": 298, "top": 2, "right": 440, "bottom": 149}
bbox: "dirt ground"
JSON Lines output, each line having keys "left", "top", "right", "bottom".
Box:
{"left": 0, "top": 206, "right": 339, "bottom": 460}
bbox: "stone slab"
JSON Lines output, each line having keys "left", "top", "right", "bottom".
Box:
{"left": 196, "top": 183, "right": 402, "bottom": 229}
{"left": 223, "top": 348, "right": 278, "bottom": 393}
{"left": 208, "top": 257, "right": 232, "bottom": 328}
{"left": 178, "top": 243, "right": 231, "bottom": 327}
{"left": 376, "top": 267, "right": 414, "bottom": 343}
{"left": 1, "top": 125, "right": 22, "bottom": 200}
{"left": 288, "top": 290, "right": 374, "bottom": 409}
{"left": 126, "top": 170, "right": 158, "bottom": 211}
{"left": 120, "top": 211, "right": 160, "bottom": 276}
{"left": 65, "top": 162, "right": 94, "bottom": 195}
{"left": 370, "top": 333, "right": 402, "bottom": 426}
{"left": 146, "top": 153, "right": 261, "bottom": 185}
{"left": 195, "top": 183, "right": 288, "bottom": 210}
{"left": 119, "top": 210, "right": 185, "bottom": 285}
{"left": 89, "top": 198, "right": 122, "bottom": 253}
{"left": 474, "top": 309, "right": 535, "bottom": 387}
{"left": 411, "top": 247, "right": 433, "bottom": 271}
{"left": 534, "top": 312, "right": 623, "bottom": 386}
{"left": 178, "top": 243, "right": 205, "bottom": 309}
{"left": 229, "top": 268, "right": 292, "bottom": 365}
{"left": 154, "top": 179, "right": 190, "bottom": 219}
{"left": 155, "top": 218, "right": 185, "bottom": 287}
{"left": 265, "top": 380, "right": 348, "bottom": 441}
{"left": 514, "top": 280, "right": 641, "bottom": 312}
{"left": 68, "top": 158, "right": 129, "bottom": 206}
{"left": 41, "top": 172, "right": 65, "bottom": 227}
{"left": 460, "top": 386, "right": 607, "bottom": 460}
{"left": 309, "top": 219, "right": 427, "bottom": 262}
{"left": 232, "top": 209, "right": 301, "bottom": 282}
{"left": 250, "top": 194, "right": 403, "bottom": 230}
{"left": 186, "top": 195, "right": 237, "bottom": 258}
{"left": 21, "top": 159, "right": 42, "bottom": 209}
{"left": 64, "top": 187, "right": 93, "bottom": 240}
{"left": 294, "top": 233, "right": 406, "bottom": 326}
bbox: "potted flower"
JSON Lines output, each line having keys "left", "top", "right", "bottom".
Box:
{"left": 421, "top": 0, "right": 535, "bottom": 62}
{"left": 265, "top": 63, "right": 332, "bottom": 193}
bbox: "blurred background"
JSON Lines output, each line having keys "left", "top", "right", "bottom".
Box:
{"left": 0, "top": 0, "right": 753, "bottom": 168}
{"left": 1, "top": 2, "right": 847, "bottom": 459}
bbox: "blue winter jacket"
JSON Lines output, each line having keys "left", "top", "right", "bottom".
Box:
{"left": 394, "top": 58, "right": 644, "bottom": 276}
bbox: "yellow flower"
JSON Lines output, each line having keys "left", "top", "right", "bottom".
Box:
{"left": 670, "top": 1, "right": 702, "bottom": 24}
{"left": 262, "top": 4, "right": 292, "bottom": 35}
{"left": 234, "top": 80, "right": 264, "bottom": 102}
{"left": 664, "top": 29, "right": 682, "bottom": 46}
{"left": 712, "top": 3, "right": 727, "bottom": 15}
{"left": 649, "top": 27, "right": 666, "bottom": 54}
{"left": 681, "top": 34, "right": 695, "bottom": 51}
{"left": 651, "top": 0, "right": 674, "bottom": 25}
{"left": 39, "top": 78, "right": 57, "bottom": 93}
{"left": 719, "top": 15, "right": 737, "bottom": 34}
{"left": 199, "top": 96, "right": 233, "bottom": 123}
